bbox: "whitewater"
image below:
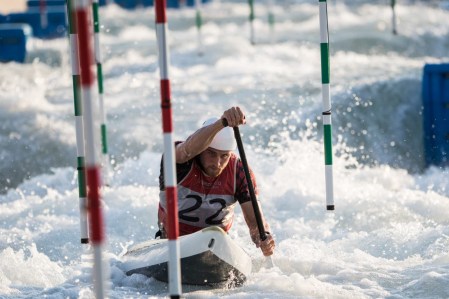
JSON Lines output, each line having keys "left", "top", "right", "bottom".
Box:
{"left": 1, "top": 0, "right": 449, "bottom": 298}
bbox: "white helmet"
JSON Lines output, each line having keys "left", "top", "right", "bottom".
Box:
{"left": 202, "top": 117, "right": 237, "bottom": 151}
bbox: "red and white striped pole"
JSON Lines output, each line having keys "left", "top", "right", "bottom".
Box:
{"left": 155, "top": 1, "right": 182, "bottom": 297}
{"left": 40, "top": 0, "right": 48, "bottom": 29}
{"left": 73, "top": 0, "right": 107, "bottom": 298}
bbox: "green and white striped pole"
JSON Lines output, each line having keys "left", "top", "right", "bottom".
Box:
{"left": 195, "top": 0, "right": 203, "bottom": 56}
{"left": 248, "top": 0, "right": 255, "bottom": 45}
{"left": 318, "top": 0, "right": 334, "bottom": 211}
{"left": 66, "top": 0, "right": 89, "bottom": 244}
{"left": 92, "top": 0, "right": 111, "bottom": 185}
{"left": 391, "top": 0, "right": 397, "bottom": 35}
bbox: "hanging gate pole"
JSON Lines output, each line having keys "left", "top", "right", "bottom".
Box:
{"left": 391, "top": 0, "right": 398, "bottom": 35}
{"left": 318, "top": 0, "right": 334, "bottom": 210}
{"left": 248, "top": 0, "right": 255, "bottom": 45}
{"left": 267, "top": 0, "right": 275, "bottom": 43}
{"left": 74, "top": 0, "right": 107, "bottom": 297}
{"left": 92, "top": 0, "right": 111, "bottom": 184}
{"left": 40, "top": 0, "right": 48, "bottom": 29}
{"left": 66, "top": 0, "right": 89, "bottom": 244}
{"left": 195, "top": 0, "right": 203, "bottom": 56}
{"left": 155, "top": 0, "right": 182, "bottom": 297}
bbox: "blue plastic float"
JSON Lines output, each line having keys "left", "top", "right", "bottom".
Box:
{"left": 0, "top": 24, "right": 32, "bottom": 63}
{"left": 422, "top": 63, "right": 449, "bottom": 167}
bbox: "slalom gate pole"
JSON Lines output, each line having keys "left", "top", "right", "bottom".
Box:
{"left": 74, "top": 0, "right": 107, "bottom": 297}
{"left": 92, "top": 0, "right": 111, "bottom": 184}
{"left": 229, "top": 122, "right": 267, "bottom": 241}
{"left": 66, "top": 0, "right": 89, "bottom": 244}
{"left": 155, "top": 0, "right": 182, "bottom": 297}
{"left": 391, "top": 0, "right": 397, "bottom": 35}
{"left": 318, "top": 0, "right": 334, "bottom": 211}
{"left": 248, "top": 0, "right": 255, "bottom": 45}
{"left": 195, "top": 0, "right": 203, "bottom": 56}
{"left": 40, "top": 0, "right": 48, "bottom": 29}
{"left": 267, "top": 0, "right": 274, "bottom": 43}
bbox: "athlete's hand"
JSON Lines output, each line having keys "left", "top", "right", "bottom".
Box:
{"left": 250, "top": 228, "right": 275, "bottom": 256}
{"left": 257, "top": 232, "right": 275, "bottom": 256}
{"left": 221, "top": 106, "right": 245, "bottom": 127}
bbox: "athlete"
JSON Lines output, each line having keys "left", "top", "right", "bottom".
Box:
{"left": 157, "top": 106, "right": 275, "bottom": 256}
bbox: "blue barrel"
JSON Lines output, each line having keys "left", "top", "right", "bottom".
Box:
{"left": 30, "top": 0, "right": 111, "bottom": 6}
{"left": 422, "top": 63, "right": 449, "bottom": 167}
{"left": 4, "top": 7, "right": 67, "bottom": 39}
{"left": 168, "top": 0, "right": 211, "bottom": 8}
{"left": 186, "top": 0, "right": 211, "bottom": 6}
{"left": 114, "top": 0, "right": 210, "bottom": 9}
{"left": 27, "top": 0, "right": 66, "bottom": 8}
{"left": 114, "top": 0, "right": 153, "bottom": 9}
{"left": 0, "top": 24, "right": 32, "bottom": 63}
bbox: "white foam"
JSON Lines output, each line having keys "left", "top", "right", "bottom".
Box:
{"left": 0, "top": 1, "right": 448, "bottom": 298}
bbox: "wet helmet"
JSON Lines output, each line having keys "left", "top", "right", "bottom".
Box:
{"left": 202, "top": 117, "right": 237, "bottom": 151}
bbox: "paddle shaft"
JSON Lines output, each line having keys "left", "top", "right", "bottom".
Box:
{"left": 222, "top": 119, "right": 267, "bottom": 241}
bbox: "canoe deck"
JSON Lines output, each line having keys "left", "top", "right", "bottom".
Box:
{"left": 122, "top": 226, "right": 252, "bottom": 286}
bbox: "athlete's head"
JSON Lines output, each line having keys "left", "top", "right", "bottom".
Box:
{"left": 199, "top": 117, "right": 236, "bottom": 177}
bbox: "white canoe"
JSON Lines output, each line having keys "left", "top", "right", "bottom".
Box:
{"left": 121, "top": 226, "right": 252, "bottom": 286}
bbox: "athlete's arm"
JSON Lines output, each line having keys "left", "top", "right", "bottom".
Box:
{"left": 241, "top": 201, "right": 275, "bottom": 256}
{"left": 175, "top": 118, "right": 224, "bottom": 163}
{"left": 176, "top": 107, "right": 245, "bottom": 163}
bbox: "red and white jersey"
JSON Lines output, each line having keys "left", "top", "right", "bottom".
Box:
{"left": 159, "top": 154, "right": 241, "bottom": 235}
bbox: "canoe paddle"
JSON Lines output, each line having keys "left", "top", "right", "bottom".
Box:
{"left": 222, "top": 119, "right": 268, "bottom": 242}
{"left": 222, "top": 118, "right": 274, "bottom": 268}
